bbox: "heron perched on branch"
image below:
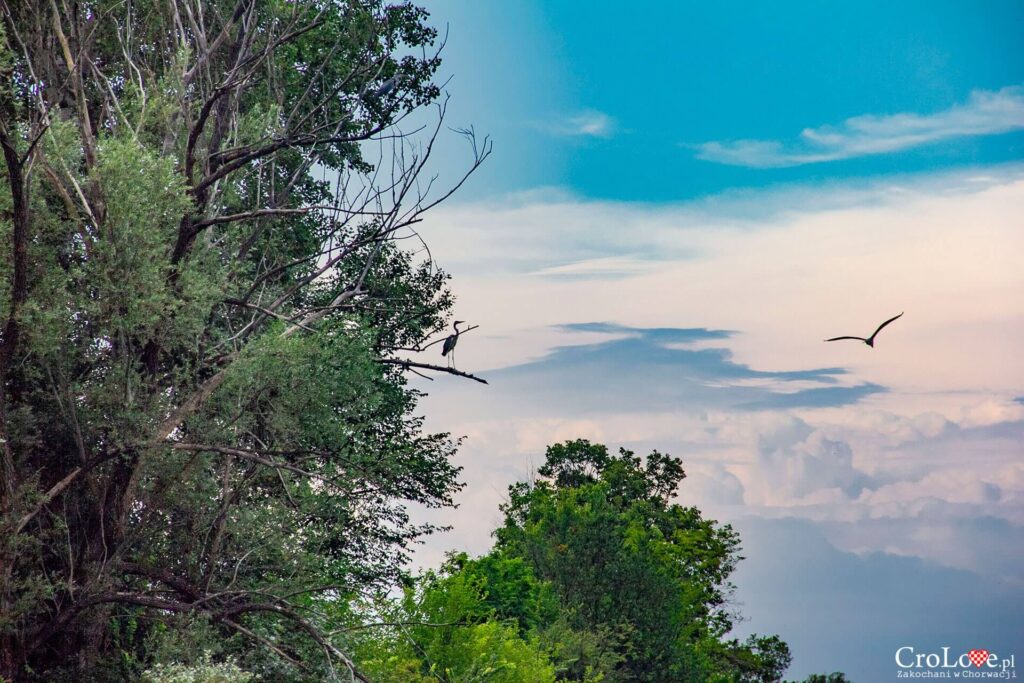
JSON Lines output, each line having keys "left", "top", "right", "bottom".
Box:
{"left": 442, "top": 321, "right": 465, "bottom": 368}
{"left": 373, "top": 75, "right": 399, "bottom": 98}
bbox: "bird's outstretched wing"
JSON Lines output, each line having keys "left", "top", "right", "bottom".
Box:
{"left": 825, "top": 336, "right": 866, "bottom": 342}
{"left": 870, "top": 312, "right": 904, "bottom": 339}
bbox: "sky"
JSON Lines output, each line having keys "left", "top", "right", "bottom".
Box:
{"left": 400, "top": 2, "right": 1024, "bottom": 681}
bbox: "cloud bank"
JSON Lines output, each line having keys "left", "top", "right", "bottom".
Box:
{"left": 479, "top": 323, "right": 882, "bottom": 414}
{"left": 695, "top": 85, "right": 1024, "bottom": 167}
{"left": 411, "top": 165, "right": 1024, "bottom": 681}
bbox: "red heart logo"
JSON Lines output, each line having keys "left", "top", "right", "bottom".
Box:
{"left": 968, "top": 649, "right": 989, "bottom": 668}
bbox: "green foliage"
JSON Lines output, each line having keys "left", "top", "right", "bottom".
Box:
{"left": 495, "top": 439, "right": 791, "bottom": 683}
{"left": 344, "top": 438, "right": 804, "bottom": 681}
{"left": 0, "top": 2, "right": 846, "bottom": 681}
{"left": 141, "top": 652, "right": 254, "bottom": 683}
{"left": 0, "top": 1, "right": 470, "bottom": 680}
{"left": 442, "top": 552, "right": 560, "bottom": 635}
{"left": 699, "top": 635, "right": 794, "bottom": 683}
{"left": 353, "top": 560, "right": 557, "bottom": 683}
{"left": 346, "top": 439, "right": 801, "bottom": 682}
{"left": 534, "top": 616, "right": 627, "bottom": 683}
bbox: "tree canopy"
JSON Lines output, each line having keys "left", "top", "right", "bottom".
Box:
{"left": 493, "top": 440, "right": 792, "bottom": 683}
{"left": 0, "top": 1, "right": 486, "bottom": 680}
{"left": 343, "top": 439, "right": 847, "bottom": 683}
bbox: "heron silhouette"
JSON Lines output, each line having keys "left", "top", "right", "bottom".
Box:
{"left": 373, "top": 75, "right": 399, "bottom": 97}
{"left": 825, "top": 312, "right": 903, "bottom": 347}
{"left": 442, "top": 321, "right": 465, "bottom": 368}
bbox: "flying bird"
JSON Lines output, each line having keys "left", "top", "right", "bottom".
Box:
{"left": 825, "top": 312, "right": 903, "bottom": 348}
{"left": 442, "top": 320, "right": 465, "bottom": 367}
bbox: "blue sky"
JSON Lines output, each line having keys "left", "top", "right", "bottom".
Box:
{"left": 408, "top": 2, "right": 1024, "bottom": 681}
{"left": 426, "top": 0, "right": 1024, "bottom": 200}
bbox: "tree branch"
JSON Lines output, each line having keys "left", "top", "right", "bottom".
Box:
{"left": 377, "top": 359, "right": 488, "bottom": 384}
{"left": 193, "top": 207, "right": 310, "bottom": 229}
{"left": 168, "top": 443, "right": 317, "bottom": 479}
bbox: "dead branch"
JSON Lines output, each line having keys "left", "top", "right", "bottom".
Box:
{"left": 377, "top": 359, "right": 488, "bottom": 385}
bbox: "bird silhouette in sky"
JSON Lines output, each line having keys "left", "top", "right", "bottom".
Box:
{"left": 825, "top": 312, "right": 903, "bottom": 348}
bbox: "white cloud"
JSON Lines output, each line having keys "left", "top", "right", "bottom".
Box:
{"left": 682, "top": 462, "right": 746, "bottom": 507}
{"left": 747, "top": 422, "right": 874, "bottom": 503}
{"left": 409, "top": 165, "right": 1024, "bottom": 587}
{"left": 406, "top": 164, "right": 1024, "bottom": 682}
{"left": 421, "top": 168, "right": 1024, "bottom": 394}
{"left": 543, "top": 109, "right": 615, "bottom": 138}
{"left": 529, "top": 255, "right": 656, "bottom": 278}
{"left": 694, "top": 85, "right": 1024, "bottom": 167}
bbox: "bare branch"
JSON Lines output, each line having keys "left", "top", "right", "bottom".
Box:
{"left": 168, "top": 443, "right": 317, "bottom": 479}
{"left": 377, "top": 359, "right": 488, "bottom": 385}
{"left": 193, "top": 207, "right": 310, "bottom": 229}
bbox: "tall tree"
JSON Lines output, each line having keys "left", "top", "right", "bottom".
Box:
{"left": 495, "top": 440, "right": 792, "bottom": 682}
{"left": 0, "top": 1, "right": 487, "bottom": 680}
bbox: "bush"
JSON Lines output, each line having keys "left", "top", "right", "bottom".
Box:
{"left": 141, "top": 652, "right": 255, "bottom": 683}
